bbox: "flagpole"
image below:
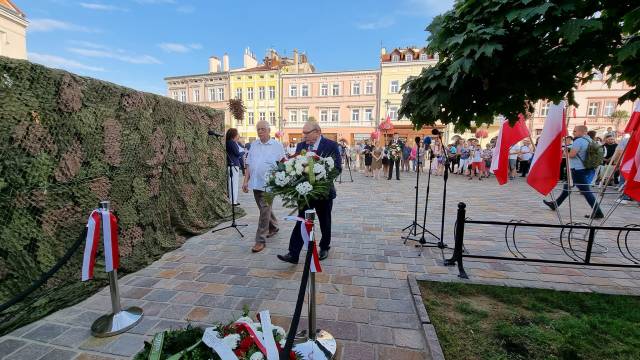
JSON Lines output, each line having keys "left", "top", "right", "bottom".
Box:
{"left": 564, "top": 107, "right": 574, "bottom": 224}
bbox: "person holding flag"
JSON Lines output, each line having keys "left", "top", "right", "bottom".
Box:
{"left": 542, "top": 125, "right": 605, "bottom": 219}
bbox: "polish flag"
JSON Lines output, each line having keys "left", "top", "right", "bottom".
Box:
{"left": 490, "top": 115, "right": 530, "bottom": 184}
{"left": 621, "top": 101, "right": 640, "bottom": 201}
{"left": 527, "top": 101, "right": 567, "bottom": 195}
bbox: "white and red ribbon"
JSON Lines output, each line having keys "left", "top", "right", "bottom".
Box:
{"left": 284, "top": 216, "right": 322, "bottom": 273}
{"left": 234, "top": 311, "right": 279, "bottom": 359}
{"left": 81, "top": 208, "right": 120, "bottom": 281}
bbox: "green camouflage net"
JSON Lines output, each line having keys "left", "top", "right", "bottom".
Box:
{"left": 0, "top": 56, "right": 237, "bottom": 335}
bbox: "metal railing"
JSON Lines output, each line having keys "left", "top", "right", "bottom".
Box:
{"left": 445, "top": 202, "right": 640, "bottom": 278}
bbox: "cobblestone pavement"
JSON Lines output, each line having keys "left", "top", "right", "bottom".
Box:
{"left": 2, "top": 168, "right": 640, "bottom": 360}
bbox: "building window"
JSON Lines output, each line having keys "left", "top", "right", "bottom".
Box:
{"left": 405, "top": 54, "right": 413, "bottom": 61}
{"left": 290, "top": 85, "right": 298, "bottom": 97}
{"left": 301, "top": 110, "right": 308, "bottom": 122}
{"left": 268, "top": 86, "right": 275, "bottom": 99}
{"left": 247, "top": 87, "right": 254, "bottom": 100}
{"left": 332, "top": 83, "right": 340, "bottom": 96}
{"left": 391, "top": 54, "right": 400, "bottom": 62}
{"left": 248, "top": 112, "right": 255, "bottom": 125}
{"left": 269, "top": 112, "right": 276, "bottom": 125}
{"left": 331, "top": 109, "right": 339, "bottom": 122}
{"left": 388, "top": 106, "right": 398, "bottom": 120}
{"left": 593, "top": 71, "right": 604, "bottom": 81}
{"left": 320, "top": 110, "right": 328, "bottom": 122}
{"left": 193, "top": 89, "right": 200, "bottom": 102}
{"left": 420, "top": 54, "right": 428, "bottom": 60}
{"left": 171, "top": 90, "right": 178, "bottom": 100}
{"left": 365, "top": 81, "right": 374, "bottom": 95}
{"left": 540, "top": 102, "right": 549, "bottom": 116}
{"left": 320, "top": 83, "right": 328, "bottom": 96}
{"left": 352, "top": 82, "right": 360, "bottom": 95}
{"left": 216, "top": 88, "right": 224, "bottom": 101}
{"left": 587, "top": 102, "right": 599, "bottom": 117}
{"left": 259, "top": 75, "right": 264, "bottom": 79}
{"left": 364, "top": 108, "right": 373, "bottom": 121}
{"left": 390, "top": 80, "right": 399, "bottom": 93}
{"left": 603, "top": 101, "right": 616, "bottom": 117}
{"left": 208, "top": 88, "right": 215, "bottom": 101}
{"left": 259, "top": 87, "right": 265, "bottom": 100}
{"left": 301, "top": 84, "right": 309, "bottom": 97}
{"left": 290, "top": 110, "right": 298, "bottom": 123}
{"left": 259, "top": 112, "right": 266, "bottom": 122}
{"left": 179, "top": 90, "right": 187, "bottom": 102}
{"left": 351, "top": 109, "right": 360, "bottom": 122}
{"left": 235, "top": 88, "right": 242, "bottom": 99}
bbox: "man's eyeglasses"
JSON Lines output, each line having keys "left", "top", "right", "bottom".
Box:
{"left": 257, "top": 127, "right": 268, "bottom": 132}
{"left": 303, "top": 129, "right": 318, "bottom": 135}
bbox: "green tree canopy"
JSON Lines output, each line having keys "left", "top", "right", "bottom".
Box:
{"left": 399, "top": 0, "right": 640, "bottom": 131}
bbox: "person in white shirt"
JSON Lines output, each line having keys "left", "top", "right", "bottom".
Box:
{"left": 508, "top": 144, "right": 519, "bottom": 180}
{"left": 518, "top": 139, "right": 534, "bottom": 177}
{"left": 242, "top": 120, "right": 285, "bottom": 253}
{"left": 286, "top": 142, "right": 296, "bottom": 157}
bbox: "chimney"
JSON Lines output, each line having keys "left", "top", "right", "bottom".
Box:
{"left": 208, "top": 56, "right": 220, "bottom": 73}
{"left": 243, "top": 47, "right": 258, "bottom": 69}
{"left": 223, "top": 53, "right": 229, "bottom": 71}
{"left": 293, "top": 49, "right": 299, "bottom": 65}
{"left": 381, "top": 47, "right": 387, "bottom": 56}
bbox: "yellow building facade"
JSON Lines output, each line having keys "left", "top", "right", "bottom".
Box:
{"left": 379, "top": 47, "right": 439, "bottom": 140}
{"left": 230, "top": 69, "right": 280, "bottom": 141}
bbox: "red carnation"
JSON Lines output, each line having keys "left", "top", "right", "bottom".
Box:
{"left": 234, "top": 348, "right": 246, "bottom": 358}
{"left": 238, "top": 336, "right": 253, "bottom": 351}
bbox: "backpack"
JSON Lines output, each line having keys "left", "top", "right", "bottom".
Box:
{"left": 578, "top": 137, "right": 604, "bottom": 170}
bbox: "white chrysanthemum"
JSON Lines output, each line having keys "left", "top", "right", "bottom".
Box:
{"left": 323, "top": 157, "right": 335, "bottom": 170}
{"left": 279, "top": 338, "right": 286, "bottom": 347}
{"left": 296, "top": 156, "right": 308, "bottom": 166}
{"left": 235, "top": 316, "right": 254, "bottom": 324}
{"left": 313, "top": 163, "right": 325, "bottom": 174}
{"left": 222, "top": 334, "right": 240, "bottom": 349}
{"left": 295, "top": 181, "right": 313, "bottom": 196}
{"left": 273, "top": 325, "right": 286, "bottom": 337}
{"left": 250, "top": 352, "right": 265, "bottom": 360}
{"left": 295, "top": 163, "right": 304, "bottom": 175}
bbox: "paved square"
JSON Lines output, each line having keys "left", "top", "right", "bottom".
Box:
{"left": 2, "top": 169, "right": 639, "bottom": 359}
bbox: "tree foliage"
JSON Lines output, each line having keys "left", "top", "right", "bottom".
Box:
{"left": 399, "top": 0, "right": 640, "bottom": 131}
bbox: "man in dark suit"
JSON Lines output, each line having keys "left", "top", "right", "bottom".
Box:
{"left": 277, "top": 121, "right": 342, "bottom": 264}
{"left": 387, "top": 133, "right": 404, "bottom": 180}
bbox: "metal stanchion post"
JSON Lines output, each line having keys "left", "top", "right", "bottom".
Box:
{"left": 293, "top": 209, "right": 337, "bottom": 359}
{"left": 91, "top": 201, "right": 144, "bottom": 337}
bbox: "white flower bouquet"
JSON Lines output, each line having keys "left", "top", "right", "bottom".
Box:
{"left": 265, "top": 150, "right": 339, "bottom": 209}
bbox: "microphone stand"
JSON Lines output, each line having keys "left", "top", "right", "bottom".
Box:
{"left": 404, "top": 141, "right": 444, "bottom": 255}
{"left": 402, "top": 140, "right": 425, "bottom": 239}
{"left": 338, "top": 145, "right": 354, "bottom": 183}
{"left": 211, "top": 135, "right": 247, "bottom": 237}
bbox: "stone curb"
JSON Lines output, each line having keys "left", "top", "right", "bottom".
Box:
{"left": 407, "top": 275, "right": 445, "bottom": 360}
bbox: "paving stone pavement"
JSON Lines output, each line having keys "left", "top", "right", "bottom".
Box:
{"left": 2, "top": 169, "right": 640, "bottom": 360}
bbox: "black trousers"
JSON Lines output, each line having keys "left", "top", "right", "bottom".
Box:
{"left": 388, "top": 159, "right": 400, "bottom": 179}
{"left": 519, "top": 160, "right": 531, "bottom": 176}
{"left": 288, "top": 199, "right": 333, "bottom": 258}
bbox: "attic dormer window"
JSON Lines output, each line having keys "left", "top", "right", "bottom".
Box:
{"left": 391, "top": 55, "right": 400, "bottom": 62}
{"left": 405, "top": 54, "right": 413, "bottom": 61}
{"left": 420, "top": 54, "right": 428, "bottom": 60}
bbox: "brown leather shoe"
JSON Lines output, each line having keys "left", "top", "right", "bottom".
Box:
{"left": 251, "top": 243, "right": 265, "bottom": 253}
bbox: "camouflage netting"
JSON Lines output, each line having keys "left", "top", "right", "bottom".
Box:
{"left": 0, "top": 56, "right": 237, "bottom": 335}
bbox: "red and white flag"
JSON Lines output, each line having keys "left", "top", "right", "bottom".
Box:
{"left": 490, "top": 115, "right": 530, "bottom": 184}
{"left": 621, "top": 101, "right": 640, "bottom": 201}
{"left": 527, "top": 101, "right": 567, "bottom": 195}
{"left": 81, "top": 208, "right": 120, "bottom": 281}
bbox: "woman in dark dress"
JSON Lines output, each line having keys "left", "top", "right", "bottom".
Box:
{"left": 225, "top": 128, "right": 242, "bottom": 205}
{"left": 363, "top": 139, "right": 374, "bottom": 177}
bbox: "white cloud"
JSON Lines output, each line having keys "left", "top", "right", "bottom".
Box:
{"left": 158, "top": 42, "right": 202, "bottom": 53}
{"left": 79, "top": 2, "right": 128, "bottom": 11}
{"left": 177, "top": 5, "right": 195, "bottom": 13}
{"left": 135, "top": 0, "right": 175, "bottom": 4}
{"left": 356, "top": 17, "right": 395, "bottom": 30}
{"left": 28, "top": 52, "right": 105, "bottom": 72}
{"left": 68, "top": 40, "right": 109, "bottom": 49}
{"left": 68, "top": 47, "right": 162, "bottom": 64}
{"left": 29, "top": 18, "right": 99, "bottom": 33}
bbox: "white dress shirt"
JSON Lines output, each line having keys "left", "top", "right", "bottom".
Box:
{"left": 246, "top": 138, "right": 285, "bottom": 191}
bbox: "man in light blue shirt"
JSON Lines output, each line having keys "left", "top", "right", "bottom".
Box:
{"left": 543, "top": 125, "right": 604, "bottom": 219}
{"left": 242, "top": 120, "right": 285, "bottom": 252}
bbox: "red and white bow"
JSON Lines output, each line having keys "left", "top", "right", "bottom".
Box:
{"left": 284, "top": 216, "right": 322, "bottom": 273}
{"left": 81, "top": 208, "right": 120, "bottom": 281}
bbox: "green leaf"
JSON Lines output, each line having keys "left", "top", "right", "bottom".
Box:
{"left": 559, "top": 19, "right": 603, "bottom": 44}
{"left": 618, "top": 40, "right": 640, "bottom": 62}
{"left": 475, "top": 43, "right": 503, "bottom": 59}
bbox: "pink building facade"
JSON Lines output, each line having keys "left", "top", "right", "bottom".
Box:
{"left": 280, "top": 70, "right": 379, "bottom": 145}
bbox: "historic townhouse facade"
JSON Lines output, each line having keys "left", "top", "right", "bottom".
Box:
{"left": 281, "top": 70, "right": 379, "bottom": 145}
{"left": 0, "top": 0, "right": 27, "bottom": 59}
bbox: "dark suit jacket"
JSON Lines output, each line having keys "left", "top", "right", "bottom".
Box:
{"left": 296, "top": 136, "right": 342, "bottom": 199}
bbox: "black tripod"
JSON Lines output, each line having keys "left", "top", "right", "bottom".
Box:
{"left": 338, "top": 145, "right": 353, "bottom": 183}
{"left": 211, "top": 135, "right": 247, "bottom": 237}
{"left": 402, "top": 139, "right": 425, "bottom": 239}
